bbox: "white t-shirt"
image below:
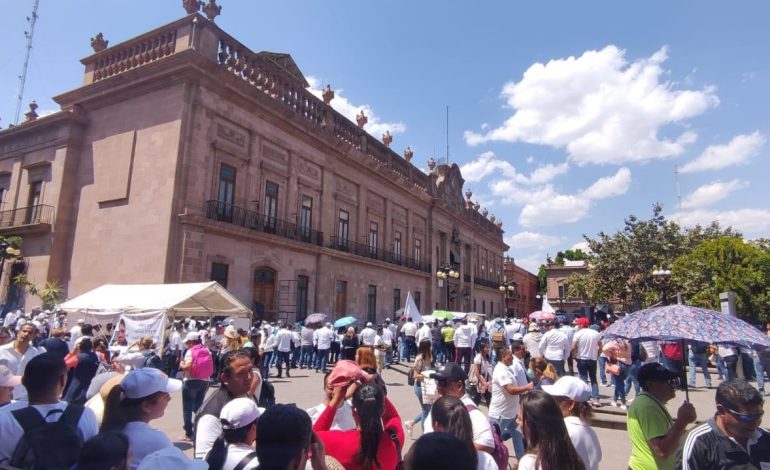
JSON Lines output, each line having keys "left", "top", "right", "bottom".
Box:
{"left": 564, "top": 416, "right": 602, "bottom": 470}
{"left": 195, "top": 414, "right": 223, "bottom": 459}
{"left": 453, "top": 324, "right": 477, "bottom": 348}
{"left": 641, "top": 341, "right": 660, "bottom": 364}
{"left": 424, "top": 395, "right": 494, "bottom": 449}
{"left": 374, "top": 335, "right": 386, "bottom": 357}
{"left": 539, "top": 329, "right": 570, "bottom": 361}
{"left": 473, "top": 353, "right": 493, "bottom": 379}
{"left": 517, "top": 453, "right": 540, "bottom": 470}
{"left": 416, "top": 325, "right": 431, "bottom": 344}
{"left": 306, "top": 401, "right": 356, "bottom": 431}
{"left": 316, "top": 328, "right": 334, "bottom": 350}
{"left": 572, "top": 328, "right": 600, "bottom": 360}
{"left": 124, "top": 421, "right": 174, "bottom": 470}
{"left": 275, "top": 329, "right": 293, "bottom": 352}
{"left": 0, "top": 344, "right": 42, "bottom": 399}
{"left": 401, "top": 322, "right": 417, "bottom": 337}
{"left": 223, "top": 442, "right": 259, "bottom": 470}
{"left": 360, "top": 327, "right": 377, "bottom": 346}
{"left": 169, "top": 331, "right": 183, "bottom": 353}
{"left": 0, "top": 401, "right": 99, "bottom": 464}
{"left": 477, "top": 450, "right": 499, "bottom": 470}
{"left": 489, "top": 362, "right": 519, "bottom": 419}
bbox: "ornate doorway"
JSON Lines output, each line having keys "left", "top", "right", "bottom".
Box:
{"left": 253, "top": 267, "right": 276, "bottom": 321}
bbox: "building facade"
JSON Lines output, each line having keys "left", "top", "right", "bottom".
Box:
{"left": 502, "top": 257, "right": 539, "bottom": 318}
{"left": 0, "top": 12, "right": 509, "bottom": 324}
{"left": 544, "top": 259, "right": 588, "bottom": 313}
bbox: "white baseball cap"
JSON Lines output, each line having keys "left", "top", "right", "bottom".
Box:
{"left": 184, "top": 331, "right": 200, "bottom": 342}
{"left": 541, "top": 376, "right": 591, "bottom": 402}
{"left": 0, "top": 365, "right": 21, "bottom": 387}
{"left": 137, "top": 447, "right": 207, "bottom": 470}
{"left": 366, "top": 322, "right": 373, "bottom": 327}
{"left": 120, "top": 368, "right": 182, "bottom": 400}
{"left": 220, "top": 397, "right": 264, "bottom": 430}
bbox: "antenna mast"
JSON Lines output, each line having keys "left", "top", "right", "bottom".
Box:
{"left": 14, "top": 0, "right": 40, "bottom": 125}
{"left": 675, "top": 164, "right": 682, "bottom": 211}
{"left": 445, "top": 106, "right": 449, "bottom": 165}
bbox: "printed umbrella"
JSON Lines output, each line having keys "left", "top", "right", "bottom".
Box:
{"left": 304, "top": 312, "right": 328, "bottom": 325}
{"left": 528, "top": 311, "right": 555, "bottom": 322}
{"left": 333, "top": 316, "right": 358, "bottom": 328}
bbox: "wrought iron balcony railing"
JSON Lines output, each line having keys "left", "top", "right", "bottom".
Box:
{"left": 205, "top": 200, "right": 323, "bottom": 246}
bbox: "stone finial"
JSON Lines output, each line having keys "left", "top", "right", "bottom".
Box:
{"left": 473, "top": 201, "right": 480, "bottom": 211}
{"left": 382, "top": 130, "right": 392, "bottom": 148}
{"left": 465, "top": 189, "right": 472, "bottom": 201}
{"left": 24, "top": 101, "right": 38, "bottom": 122}
{"left": 495, "top": 220, "right": 503, "bottom": 228}
{"left": 481, "top": 207, "right": 488, "bottom": 217}
{"left": 356, "top": 110, "right": 368, "bottom": 128}
{"left": 183, "top": 0, "right": 203, "bottom": 14}
{"left": 90, "top": 33, "right": 108, "bottom": 53}
{"left": 427, "top": 157, "right": 436, "bottom": 172}
{"left": 403, "top": 146, "right": 413, "bottom": 162}
{"left": 489, "top": 214, "right": 496, "bottom": 223}
{"left": 322, "top": 84, "right": 334, "bottom": 104}
{"left": 203, "top": 0, "right": 222, "bottom": 20}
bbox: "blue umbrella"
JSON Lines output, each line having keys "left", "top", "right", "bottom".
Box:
{"left": 333, "top": 316, "right": 358, "bottom": 328}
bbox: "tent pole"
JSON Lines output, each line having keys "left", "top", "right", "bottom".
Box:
{"left": 681, "top": 338, "right": 689, "bottom": 402}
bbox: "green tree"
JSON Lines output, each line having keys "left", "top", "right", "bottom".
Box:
{"left": 13, "top": 275, "right": 63, "bottom": 310}
{"left": 537, "top": 264, "right": 547, "bottom": 293}
{"left": 554, "top": 249, "right": 587, "bottom": 266}
{"left": 565, "top": 271, "right": 608, "bottom": 305}
{"left": 672, "top": 237, "right": 770, "bottom": 322}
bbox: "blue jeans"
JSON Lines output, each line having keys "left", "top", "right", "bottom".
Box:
{"left": 413, "top": 382, "right": 431, "bottom": 431}
{"left": 625, "top": 360, "right": 641, "bottom": 396}
{"left": 613, "top": 362, "right": 628, "bottom": 403}
{"left": 489, "top": 416, "right": 525, "bottom": 458}
{"left": 261, "top": 351, "right": 273, "bottom": 380}
{"left": 723, "top": 355, "right": 738, "bottom": 381}
{"left": 182, "top": 379, "right": 208, "bottom": 438}
{"left": 688, "top": 352, "right": 712, "bottom": 387}
{"left": 755, "top": 355, "right": 770, "bottom": 393}
{"left": 598, "top": 356, "right": 608, "bottom": 384}
{"left": 576, "top": 358, "right": 599, "bottom": 399}
{"left": 299, "top": 345, "right": 314, "bottom": 368}
{"left": 315, "top": 348, "right": 330, "bottom": 371}
{"left": 275, "top": 351, "right": 291, "bottom": 376}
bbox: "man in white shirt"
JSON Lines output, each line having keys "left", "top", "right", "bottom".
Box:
{"left": 0, "top": 323, "right": 42, "bottom": 400}
{"left": 488, "top": 348, "right": 533, "bottom": 459}
{"left": 400, "top": 317, "right": 418, "bottom": 361}
{"left": 167, "top": 323, "right": 184, "bottom": 378}
{"left": 299, "top": 325, "right": 315, "bottom": 369}
{"left": 572, "top": 317, "right": 601, "bottom": 405}
{"left": 274, "top": 325, "right": 293, "bottom": 378}
{"left": 359, "top": 322, "right": 377, "bottom": 348}
{"left": 424, "top": 363, "right": 496, "bottom": 455}
{"left": 381, "top": 325, "right": 394, "bottom": 367}
{"left": 523, "top": 322, "right": 543, "bottom": 359}
{"left": 416, "top": 321, "right": 431, "bottom": 346}
{"left": 0, "top": 353, "right": 99, "bottom": 466}
{"left": 453, "top": 319, "right": 477, "bottom": 374}
{"left": 385, "top": 318, "right": 398, "bottom": 364}
{"left": 69, "top": 319, "right": 84, "bottom": 351}
{"left": 314, "top": 323, "right": 334, "bottom": 373}
{"left": 539, "top": 320, "right": 570, "bottom": 376}
{"left": 560, "top": 319, "right": 576, "bottom": 375}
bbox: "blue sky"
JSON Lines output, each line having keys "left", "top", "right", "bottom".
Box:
{"left": 2, "top": 1, "right": 768, "bottom": 273}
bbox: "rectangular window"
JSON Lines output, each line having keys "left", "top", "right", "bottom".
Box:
{"left": 393, "top": 231, "right": 402, "bottom": 262}
{"left": 25, "top": 181, "right": 43, "bottom": 224}
{"left": 334, "top": 280, "right": 347, "bottom": 317}
{"left": 300, "top": 195, "right": 312, "bottom": 240}
{"left": 414, "top": 291, "right": 421, "bottom": 312}
{"left": 297, "top": 275, "right": 309, "bottom": 321}
{"left": 264, "top": 181, "right": 279, "bottom": 232}
{"left": 473, "top": 299, "right": 477, "bottom": 312}
{"left": 216, "top": 164, "right": 236, "bottom": 221}
{"left": 414, "top": 238, "right": 422, "bottom": 263}
{"left": 393, "top": 288, "right": 401, "bottom": 313}
{"left": 210, "top": 262, "right": 229, "bottom": 289}
{"left": 337, "top": 210, "right": 349, "bottom": 248}
{"left": 491, "top": 302, "right": 494, "bottom": 316}
{"left": 558, "top": 285, "right": 565, "bottom": 299}
{"left": 482, "top": 300, "right": 486, "bottom": 315}
{"left": 368, "top": 221, "right": 379, "bottom": 257}
{"left": 367, "top": 285, "right": 377, "bottom": 324}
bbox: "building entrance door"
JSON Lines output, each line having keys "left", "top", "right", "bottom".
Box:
{"left": 253, "top": 268, "right": 276, "bottom": 322}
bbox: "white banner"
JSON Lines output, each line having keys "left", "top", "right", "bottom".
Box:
{"left": 118, "top": 310, "right": 167, "bottom": 350}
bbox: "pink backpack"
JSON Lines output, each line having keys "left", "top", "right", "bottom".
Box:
{"left": 465, "top": 403, "right": 510, "bottom": 470}
{"left": 189, "top": 344, "right": 214, "bottom": 379}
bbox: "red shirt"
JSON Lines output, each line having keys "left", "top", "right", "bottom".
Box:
{"left": 314, "top": 397, "right": 404, "bottom": 470}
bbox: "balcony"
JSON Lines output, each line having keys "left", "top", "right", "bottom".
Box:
{"left": 205, "top": 200, "right": 323, "bottom": 246}
{"left": 474, "top": 276, "right": 502, "bottom": 290}
{"left": 328, "top": 236, "right": 431, "bottom": 273}
{"left": 0, "top": 204, "right": 55, "bottom": 235}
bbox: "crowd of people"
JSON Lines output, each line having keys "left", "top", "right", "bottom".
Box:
{"left": 0, "top": 307, "right": 767, "bottom": 469}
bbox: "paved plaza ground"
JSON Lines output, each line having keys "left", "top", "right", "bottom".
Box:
{"left": 154, "top": 363, "right": 770, "bottom": 469}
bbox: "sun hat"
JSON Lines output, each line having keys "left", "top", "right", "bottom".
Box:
{"left": 528, "top": 322, "right": 540, "bottom": 332}
{"left": 224, "top": 325, "right": 239, "bottom": 339}
{"left": 137, "top": 447, "right": 207, "bottom": 470}
{"left": 0, "top": 365, "right": 21, "bottom": 387}
{"left": 542, "top": 376, "right": 592, "bottom": 402}
{"left": 120, "top": 368, "right": 182, "bottom": 400}
{"left": 184, "top": 331, "right": 200, "bottom": 342}
{"left": 327, "top": 360, "right": 365, "bottom": 388}
{"left": 220, "top": 397, "right": 264, "bottom": 430}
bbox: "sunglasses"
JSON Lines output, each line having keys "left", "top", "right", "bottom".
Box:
{"left": 723, "top": 406, "right": 764, "bottom": 423}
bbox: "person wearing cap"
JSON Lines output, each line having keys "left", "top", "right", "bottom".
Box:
{"left": 359, "top": 322, "right": 377, "bottom": 348}
{"left": 205, "top": 398, "right": 263, "bottom": 470}
{"left": 522, "top": 322, "right": 543, "bottom": 359}
{"left": 677, "top": 379, "right": 769, "bottom": 470}
{"left": 178, "top": 331, "right": 213, "bottom": 442}
{"left": 0, "top": 322, "right": 41, "bottom": 400}
{"left": 571, "top": 316, "right": 601, "bottom": 406}
{"left": 0, "top": 364, "right": 21, "bottom": 408}
{"left": 69, "top": 318, "right": 85, "bottom": 350}
{"left": 400, "top": 317, "right": 418, "bottom": 361}
{"left": 627, "top": 362, "right": 697, "bottom": 470}
{"left": 538, "top": 320, "right": 570, "bottom": 377}
{"left": 137, "top": 447, "right": 208, "bottom": 470}
{"left": 488, "top": 348, "right": 534, "bottom": 459}
{"left": 100, "top": 367, "right": 182, "bottom": 470}
{"left": 542, "top": 376, "right": 603, "bottom": 470}
{"left": 424, "top": 362, "right": 496, "bottom": 454}
{"left": 0, "top": 353, "right": 99, "bottom": 465}
{"left": 381, "top": 321, "right": 394, "bottom": 367}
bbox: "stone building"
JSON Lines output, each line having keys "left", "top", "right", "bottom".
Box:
{"left": 544, "top": 258, "right": 588, "bottom": 313}
{"left": 502, "top": 257, "right": 539, "bottom": 318}
{"left": 0, "top": 11, "right": 508, "bottom": 323}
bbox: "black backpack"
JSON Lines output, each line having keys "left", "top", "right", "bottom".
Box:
{"left": 143, "top": 350, "right": 163, "bottom": 369}
{"left": 10, "top": 405, "right": 85, "bottom": 470}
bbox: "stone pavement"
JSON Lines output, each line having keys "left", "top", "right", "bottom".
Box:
{"left": 153, "top": 363, "right": 770, "bottom": 470}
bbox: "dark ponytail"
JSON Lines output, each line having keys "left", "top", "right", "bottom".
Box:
{"left": 430, "top": 396, "right": 477, "bottom": 462}
{"left": 99, "top": 384, "right": 166, "bottom": 434}
{"left": 206, "top": 421, "right": 257, "bottom": 470}
{"left": 352, "top": 382, "right": 385, "bottom": 470}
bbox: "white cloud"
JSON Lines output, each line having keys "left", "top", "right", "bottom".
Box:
{"left": 526, "top": 156, "right": 535, "bottom": 164}
{"left": 306, "top": 76, "right": 406, "bottom": 138}
{"left": 679, "top": 132, "right": 765, "bottom": 173}
{"left": 680, "top": 179, "right": 749, "bottom": 209}
{"left": 571, "top": 241, "right": 591, "bottom": 253}
{"left": 670, "top": 208, "right": 770, "bottom": 236}
{"left": 519, "top": 194, "right": 591, "bottom": 227}
{"left": 514, "top": 254, "right": 544, "bottom": 274}
{"left": 526, "top": 162, "right": 570, "bottom": 185}
{"left": 464, "top": 45, "right": 719, "bottom": 165}
{"left": 460, "top": 151, "right": 517, "bottom": 183}
{"left": 505, "top": 231, "right": 563, "bottom": 251}
{"left": 580, "top": 167, "right": 632, "bottom": 200}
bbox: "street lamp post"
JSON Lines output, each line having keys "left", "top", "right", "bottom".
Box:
{"left": 436, "top": 264, "right": 460, "bottom": 310}
{"left": 499, "top": 279, "right": 517, "bottom": 317}
{"left": 652, "top": 268, "right": 673, "bottom": 305}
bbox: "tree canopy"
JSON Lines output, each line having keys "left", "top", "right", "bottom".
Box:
{"left": 554, "top": 249, "right": 587, "bottom": 266}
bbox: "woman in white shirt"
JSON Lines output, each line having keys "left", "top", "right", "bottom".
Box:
{"left": 430, "top": 395, "right": 498, "bottom": 470}
{"left": 100, "top": 368, "right": 183, "bottom": 470}
{"left": 469, "top": 343, "right": 493, "bottom": 406}
{"left": 517, "top": 390, "right": 585, "bottom": 470}
{"left": 205, "top": 398, "right": 261, "bottom": 470}
{"left": 542, "top": 377, "right": 602, "bottom": 470}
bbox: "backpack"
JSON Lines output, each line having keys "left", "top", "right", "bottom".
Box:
{"left": 491, "top": 330, "right": 506, "bottom": 347}
{"left": 142, "top": 350, "right": 163, "bottom": 370}
{"left": 258, "top": 380, "right": 276, "bottom": 408}
{"left": 10, "top": 405, "right": 85, "bottom": 470}
{"left": 189, "top": 344, "right": 215, "bottom": 379}
{"left": 465, "top": 403, "right": 509, "bottom": 470}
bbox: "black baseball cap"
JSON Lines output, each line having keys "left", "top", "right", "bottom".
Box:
{"left": 637, "top": 362, "right": 679, "bottom": 385}
{"left": 432, "top": 363, "right": 468, "bottom": 382}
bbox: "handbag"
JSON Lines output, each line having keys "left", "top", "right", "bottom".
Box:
{"left": 421, "top": 377, "right": 439, "bottom": 404}
{"left": 605, "top": 362, "right": 621, "bottom": 376}
{"left": 407, "top": 367, "right": 415, "bottom": 386}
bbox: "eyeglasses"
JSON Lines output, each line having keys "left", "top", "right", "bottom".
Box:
{"left": 724, "top": 406, "right": 764, "bottom": 423}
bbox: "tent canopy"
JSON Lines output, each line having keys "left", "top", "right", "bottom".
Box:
{"left": 59, "top": 282, "right": 251, "bottom": 317}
